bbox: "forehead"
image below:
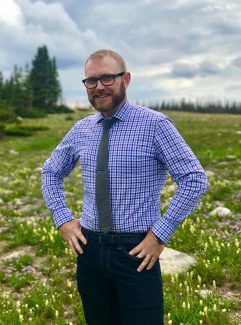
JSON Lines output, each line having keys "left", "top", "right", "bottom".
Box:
{"left": 85, "top": 56, "right": 120, "bottom": 77}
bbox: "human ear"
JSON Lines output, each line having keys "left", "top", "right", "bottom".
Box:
{"left": 124, "top": 72, "right": 131, "bottom": 88}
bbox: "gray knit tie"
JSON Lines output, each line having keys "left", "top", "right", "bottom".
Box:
{"left": 95, "top": 118, "right": 115, "bottom": 232}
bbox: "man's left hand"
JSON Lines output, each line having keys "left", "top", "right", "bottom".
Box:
{"left": 128, "top": 231, "right": 165, "bottom": 272}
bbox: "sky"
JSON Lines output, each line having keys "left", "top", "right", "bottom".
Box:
{"left": 1, "top": 0, "right": 241, "bottom": 107}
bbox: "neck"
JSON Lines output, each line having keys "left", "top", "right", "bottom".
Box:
{"left": 102, "top": 97, "right": 126, "bottom": 118}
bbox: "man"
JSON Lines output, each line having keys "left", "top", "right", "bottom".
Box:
{"left": 42, "top": 49, "right": 208, "bottom": 325}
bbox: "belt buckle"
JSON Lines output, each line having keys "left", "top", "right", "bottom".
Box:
{"left": 99, "top": 233, "right": 119, "bottom": 245}
{"left": 99, "top": 233, "right": 111, "bottom": 244}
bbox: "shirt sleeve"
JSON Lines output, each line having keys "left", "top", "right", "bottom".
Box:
{"left": 41, "top": 123, "right": 80, "bottom": 228}
{"left": 151, "top": 117, "right": 209, "bottom": 243}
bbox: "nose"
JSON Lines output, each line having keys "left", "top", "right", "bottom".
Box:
{"left": 95, "top": 79, "right": 105, "bottom": 90}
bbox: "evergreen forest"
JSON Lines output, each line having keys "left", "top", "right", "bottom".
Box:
{"left": 0, "top": 45, "right": 71, "bottom": 124}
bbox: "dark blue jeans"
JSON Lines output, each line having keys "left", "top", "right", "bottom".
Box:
{"left": 76, "top": 229, "right": 164, "bottom": 325}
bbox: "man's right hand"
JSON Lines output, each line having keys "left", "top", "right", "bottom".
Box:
{"left": 59, "top": 219, "right": 87, "bottom": 257}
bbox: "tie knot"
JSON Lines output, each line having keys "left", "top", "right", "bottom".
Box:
{"left": 102, "top": 118, "right": 116, "bottom": 130}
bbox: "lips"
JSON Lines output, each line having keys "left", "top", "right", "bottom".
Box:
{"left": 95, "top": 94, "right": 110, "bottom": 99}
{"left": 94, "top": 94, "right": 111, "bottom": 103}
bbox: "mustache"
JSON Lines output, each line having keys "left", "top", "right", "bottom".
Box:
{"left": 93, "top": 90, "right": 111, "bottom": 96}
{"left": 94, "top": 92, "right": 111, "bottom": 97}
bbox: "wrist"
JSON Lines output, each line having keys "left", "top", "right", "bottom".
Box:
{"left": 150, "top": 231, "right": 165, "bottom": 246}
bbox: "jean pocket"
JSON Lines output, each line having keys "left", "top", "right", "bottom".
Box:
{"left": 119, "top": 244, "right": 144, "bottom": 262}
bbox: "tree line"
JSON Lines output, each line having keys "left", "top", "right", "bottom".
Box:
{"left": 0, "top": 45, "right": 71, "bottom": 122}
{"left": 1, "top": 44, "right": 241, "bottom": 124}
{"left": 150, "top": 98, "right": 241, "bottom": 114}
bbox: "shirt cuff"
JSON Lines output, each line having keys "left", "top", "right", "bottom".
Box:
{"left": 52, "top": 208, "right": 75, "bottom": 228}
{"left": 151, "top": 214, "right": 180, "bottom": 244}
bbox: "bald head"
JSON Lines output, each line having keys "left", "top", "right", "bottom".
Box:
{"left": 85, "top": 49, "right": 127, "bottom": 73}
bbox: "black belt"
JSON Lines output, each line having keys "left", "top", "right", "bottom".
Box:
{"left": 81, "top": 227, "right": 146, "bottom": 245}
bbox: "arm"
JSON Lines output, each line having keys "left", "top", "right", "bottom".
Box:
{"left": 41, "top": 123, "right": 87, "bottom": 255}
{"left": 151, "top": 117, "right": 209, "bottom": 243}
{"left": 129, "top": 117, "right": 208, "bottom": 271}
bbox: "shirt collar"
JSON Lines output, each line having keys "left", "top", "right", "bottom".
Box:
{"left": 94, "top": 99, "right": 132, "bottom": 124}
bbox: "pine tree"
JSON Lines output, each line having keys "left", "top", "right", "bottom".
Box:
{"left": 30, "top": 45, "right": 62, "bottom": 110}
{"left": 48, "top": 57, "right": 62, "bottom": 107}
{"left": 22, "top": 64, "right": 33, "bottom": 110}
{"left": 0, "top": 72, "right": 3, "bottom": 100}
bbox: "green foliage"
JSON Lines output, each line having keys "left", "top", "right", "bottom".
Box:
{"left": 15, "top": 106, "right": 46, "bottom": 118}
{"left": 0, "top": 45, "right": 64, "bottom": 127}
{"left": 0, "top": 271, "right": 4, "bottom": 283}
{"left": 151, "top": 98, "right": 241, "bottom": 114}
{"left": 8, "top": 273, "right": 35, "bottom": 291}
{"left": 0, "top": 123, "right": 5, "bottom": 139}
{"left": 30, "top": 45, "right": 62, "bottom": 110}
{"left": 4, "top": 126, "right": 34, "bottom": 137}
{"left": 0, "top": 110, "right": 240, "bottom": 324}
{"left": 0, "top": 100, "right": 16, "bottom": 122}
{"left": 3, "top": 255, "right": 33, "bottom": 271}
{"left": 4, "top": 124, "right": 49, "bottom": 137}
{"left": 42, "top": 104, "right": 73, "bottom": 114}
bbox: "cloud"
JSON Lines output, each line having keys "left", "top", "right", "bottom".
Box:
{"left": 232, "top": 57, "right": 241, "bottom": 68}
{"left": 0, "top": 0, "right": 107, "bottom": 71}
{"left": 169, "top": 61, "right": 221, "bottom": 79}
{"left": 170, "top": 63, "right": 197, "bottom": 79}
{"left": 1, "top": 0, "right": 241, "bottom": 104}
{"left": 0, "top": 0, "right": 24, "bottom": 26}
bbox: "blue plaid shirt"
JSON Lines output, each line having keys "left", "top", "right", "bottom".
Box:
{"left": 41, "top": 100, "right": 208, "bottom": 243}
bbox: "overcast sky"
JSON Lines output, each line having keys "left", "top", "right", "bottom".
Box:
{"left": 1, "top": 0, "right": 241, "bottom": 107}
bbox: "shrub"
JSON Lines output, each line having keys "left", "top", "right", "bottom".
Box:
{"left": 15, "top": 106, "right": 46, "bottom": 118}
{"left": 4, "top": 125, "right": 49, "bottom": 137}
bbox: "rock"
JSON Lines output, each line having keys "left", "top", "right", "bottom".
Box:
{"left": 34, "top": 167, "right": 42, "bottom": 173}
{"left": 159, "top": 247, "right": 196, "bottom": 275}
{"left": 0, "top": 227, "right": 8, "bottom": 234}
{"left": 226, "top": 155, "right": 236, "bottom": 160}
{"left": 17, "top": 201, "right": 43, "bottom": 212}
{"left": 166, "top": 184, "right": 176, "bottom": 193}
{"left": 199, "top": 289, "right": 213, "bottom": 297}
{"left": 9, "top": 149, "right": 19, "bottom": 155}
{"left": 13, "top": 198, "right": 24, "bottom": 206}
{"left": 210, "top": 207, "right": 232, "bottom": 217}
{"left": 22, "top": 265, "right": 36, "bottom": 274}
{"left": 0, "top": 189, "right": 13, "bottom": 195}
{"left": 0, "top": 177, "right": 12, "bottom": 183}
{"left": 218, "top": 161, "right": 228, "bottom": 166}
{"left": 1, "top": 250, "right": 26, "bottom": 261}
{"left": 205, "top": 170, "right": 215, "bottom": 177}
{"left": 221, "top": 291, "right": 240, "bottom": 300}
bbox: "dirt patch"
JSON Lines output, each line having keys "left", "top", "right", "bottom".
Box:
{"left": 0, "top": 240, "right": 8, "bottom": 254}
{"left": 216, "top": 283, "right": 241, "bottom": 301}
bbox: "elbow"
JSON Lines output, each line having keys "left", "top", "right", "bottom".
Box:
{"left": 202, "top": 174, "right": 209, "bottom": 195}
{"left": 41, "top": 161, "right": 49, "bottom": 185}
{"left": 180, "top": 171, "right": 209, "bottom": 197}
{"left": 197, "top": 172, "right": 209, "bottom": 197}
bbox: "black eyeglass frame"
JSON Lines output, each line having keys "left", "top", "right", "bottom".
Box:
{"left": 82, "top": 72, "right": 125, "bottom": 89}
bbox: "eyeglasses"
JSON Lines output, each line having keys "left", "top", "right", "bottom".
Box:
{"left": 82, "top": 72, "right": 125, "bottom": 89}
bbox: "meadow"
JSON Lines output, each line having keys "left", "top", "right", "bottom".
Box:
{"left": 0, "top": 109, "right": 240, "bottom": 324}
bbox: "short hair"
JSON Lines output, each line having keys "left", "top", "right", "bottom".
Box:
{"left": 85, "top": 49, "right": 127, "bottom": 72}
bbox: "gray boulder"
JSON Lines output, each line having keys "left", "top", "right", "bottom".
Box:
{"left": 210, "top": 207, "right": 232, "bottom": 217}
{"left": 159, "top": 247, "right": 196, "bottom": 275}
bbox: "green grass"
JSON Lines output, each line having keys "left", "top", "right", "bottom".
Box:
{"left": 0, "top": 109, "right": 241, "bottom": 324}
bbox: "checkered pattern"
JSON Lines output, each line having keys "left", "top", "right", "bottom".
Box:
{"left": 41, "top": 100, "right": 208, "bottom": 243}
